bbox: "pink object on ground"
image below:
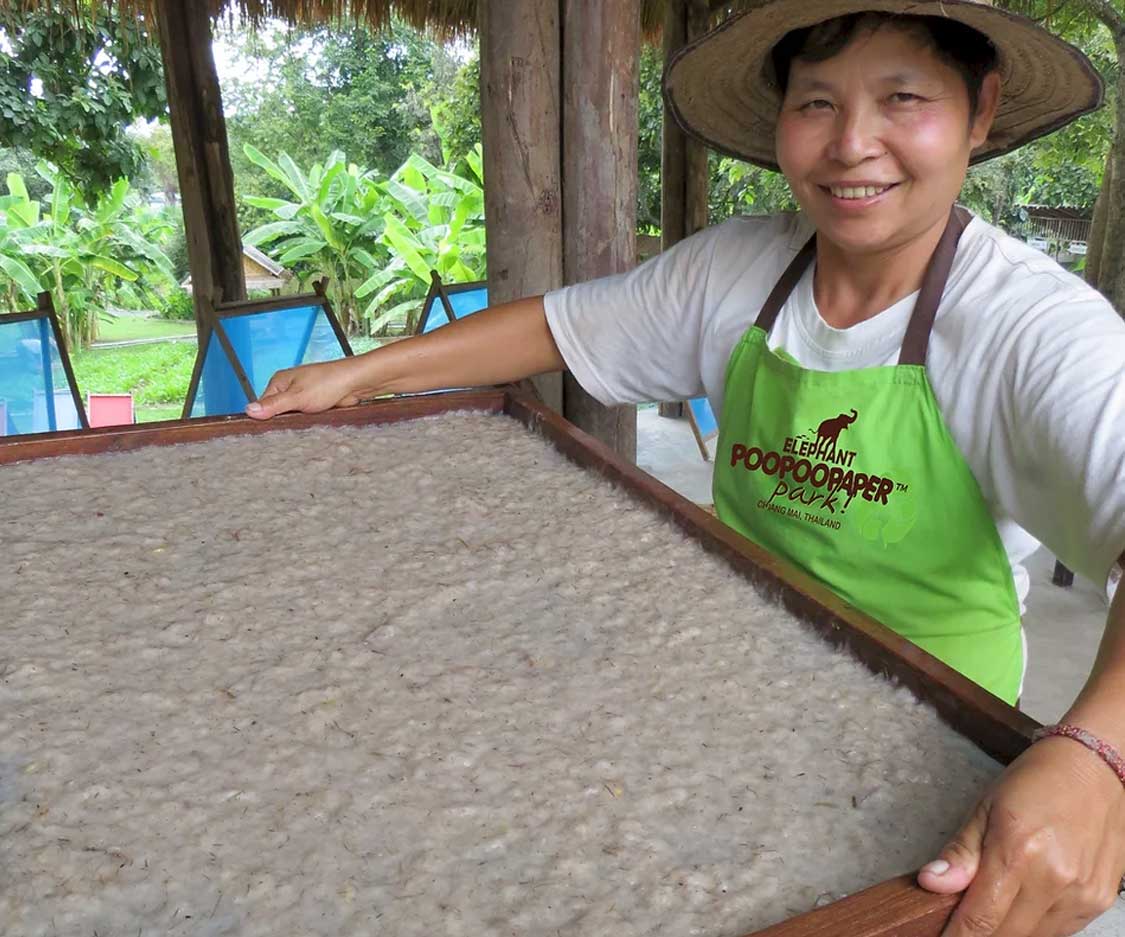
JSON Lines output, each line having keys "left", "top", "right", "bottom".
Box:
{"left": 87, "top": 393, "right": 134, "bottom": 428}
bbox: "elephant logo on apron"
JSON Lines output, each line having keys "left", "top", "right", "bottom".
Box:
{"left": 814, "top": 408, "right": 858, "bottom": 459}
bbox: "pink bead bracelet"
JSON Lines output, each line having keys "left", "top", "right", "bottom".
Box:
{"left": 1032, "top": 723, "right": 1125, "bottom": 787}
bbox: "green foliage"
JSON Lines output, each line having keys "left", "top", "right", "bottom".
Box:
{"left": 357, "top": 147, "right": 486, "bottom": 333}
{"left": 0, "top": 146, "right": 50, "bottom": 202}
{"left": 637, "top": 46, "right": 664, "bottom": 232}
{"left": 0, "top": 6, "right": 166, "bottom": 197}
{"left": 157, "top": 287, "right": 195, "bottom": 321}
{"left": 221, "top": 20, "right": 466, "bottom": 232}
{"left": 243, "top": 145, "right": 486, "bottom": 336}
{"left": 426, "top": 50, "right": 481, "bottom": 167}
{"left": 636, "top": 40, "right": 797, "bottom": 225}
{"left": 710, "top": 157, "right": 798, "bottom": 217}
{"left": 241, "top": 146, "right": 390, "bottom": 332}
{"left": 71, "top": 341, "right": 196, "bottom": 406}
{"left": 0, "top": 164, "right": 177, "bottom": 348}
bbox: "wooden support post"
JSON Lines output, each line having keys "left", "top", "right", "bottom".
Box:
{"left": 658, "top": 0, "right": 711, "bottom": 421}
{"left": 1052, "top": 561, "right": 1076, "bottom": 588}
{"left": 560, "top": 0, "right": 641, "bottom": 461}
{"left": 661, "top": 0, "right": 711, "bottom": 251}
{"left": 155, "top": 0, "right": 245, "bottom": 342}
{"left": 478, "top": 0, "right": 565, "bottom": 413}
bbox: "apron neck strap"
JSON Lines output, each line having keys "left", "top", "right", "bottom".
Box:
{"left": 753, "top": 206, "right": 972, "bottom": 367}
{"left": 898, "top": 206, "right": 971, "bottom": 366}
{"left": 754, "top": 235, "right": 816, "bottom": 335}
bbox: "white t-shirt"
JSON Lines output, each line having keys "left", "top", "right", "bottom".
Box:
{"left": 544, "top": 212, "right": 1125, "bottom": 606}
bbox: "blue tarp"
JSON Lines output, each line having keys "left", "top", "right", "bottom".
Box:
{"left": 688, "top": 396, "right": 718, "bottom": 440}
{"left": 0, "top": 315, "right": 82, "bottom": 436}
{"left": 190, "top": 304, "right": 346, "bottom": 418}
{"left": 421, "top": 285, "right": 489, "bottom": 333}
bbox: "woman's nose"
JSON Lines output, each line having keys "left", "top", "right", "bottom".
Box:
{"left": 826, "top": 106, "right": 885, "bottom": 165}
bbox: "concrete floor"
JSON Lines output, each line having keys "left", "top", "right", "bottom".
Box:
{"left": 636, "top": 405, "right": 1125, "bottom": 934}
{"left": 634, "top": 406, "right": 1110, "bottom": 723}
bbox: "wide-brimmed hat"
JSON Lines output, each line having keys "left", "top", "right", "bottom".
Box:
{"left": 663, "top": 0, "right": 1104, "bottom": 170}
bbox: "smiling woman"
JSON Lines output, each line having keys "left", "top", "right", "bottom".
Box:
{"left": 771, "top": 20, "right": 1002, "bottom": 326}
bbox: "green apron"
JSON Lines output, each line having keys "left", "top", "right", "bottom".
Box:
{"left": 714, "top": 208, "right": 1023, "bottom": 703}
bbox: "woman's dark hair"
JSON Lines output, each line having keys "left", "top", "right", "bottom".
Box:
{"left": 770, "top": 13, "right": 999, "bottom": 115}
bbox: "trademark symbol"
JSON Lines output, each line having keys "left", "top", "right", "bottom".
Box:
{"left": 896, "top": 483, "right": 909, "bottom": 493}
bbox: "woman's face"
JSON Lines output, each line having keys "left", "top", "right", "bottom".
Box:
{"left": 774, "top": 25, "right": 999, "bottom": 257}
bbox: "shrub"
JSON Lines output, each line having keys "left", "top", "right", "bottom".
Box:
{"left": 157, "top": 287, "right": 196, "bottom": 320}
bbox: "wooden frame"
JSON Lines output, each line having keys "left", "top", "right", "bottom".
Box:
{"left": 181, "top": 284, "right": 353, "bottom": 419}
{"left": 415, "top": 269, "right": 490, "bottom": 335}
{"left": 686, "top": 395, "right": 718, "bottom": 461}
{"left": 0, "top": 292, "right": 90, "bottom": 434}
{"left": 0, "top": 386, "right": 1037, "bottom": 936}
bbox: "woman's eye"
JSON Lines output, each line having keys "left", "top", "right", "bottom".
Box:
{"left": 800, "top": 99, "right": 833, "bottom": 111}
{"left": 889, "top": 92, "right": 922, "bottom": 104}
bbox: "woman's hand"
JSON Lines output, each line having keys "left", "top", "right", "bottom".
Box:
{"left": 245, "top": 357, "right": 369, "bottom": 419}
{"left": 918, "top": 736, "right": 1125, "bottom": 936}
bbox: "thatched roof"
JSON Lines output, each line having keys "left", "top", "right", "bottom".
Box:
{"left": 0, "top": 1, "right": 678, "bottom": 38}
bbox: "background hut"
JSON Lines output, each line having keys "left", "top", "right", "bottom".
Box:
{"left": 181, "top": 244, "right": 292, "bottom": 296}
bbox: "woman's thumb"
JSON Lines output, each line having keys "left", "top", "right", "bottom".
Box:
{"left": 917, "top": 800, "right": 989, "bottom": 894}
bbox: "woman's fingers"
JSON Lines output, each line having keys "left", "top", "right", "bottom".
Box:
{"left": 920, "top": 798, "right": 990, "bottom": 896}
{"left": 245, "top": 360, "right": 361, "bottom": 419}
{"left": 246, "top": 387, "right": 299, "bottom": 419}
{"left": 924, "top": 738, "right": 1125, "bottom": 937}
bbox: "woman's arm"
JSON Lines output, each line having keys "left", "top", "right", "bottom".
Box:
{"left": 919, "top": 550, "right": 1125, "bottom": 936}
{"left": 246, "top": 295, "right": 564, "bottom": 419}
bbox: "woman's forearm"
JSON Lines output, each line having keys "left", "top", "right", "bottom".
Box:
{"left": 1059, "top": 554, "right": 1125, "bottom": 749}
{"left": 349, "top": 294, "right": 565, "bottom": 398}
{"left": 247, "top": 294, "right": 566, "bottom": 418}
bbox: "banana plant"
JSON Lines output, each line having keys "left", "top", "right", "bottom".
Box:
{"left": 244, "top": 145, "right": 487, "bottom": 337}
{"left": 241, "top": 146, "right": 388, "bottom": 333}
{"left": 0, "top": 165, "right": 176, "bottom": 348}
{"left": 0, "top": 172, "right": 47, "bottom": 309}
{"left": 27, "top": 164, "right": 176, "bottom": 348}
{"left": 354, "top": 147, "right": 487, "bottom": 334}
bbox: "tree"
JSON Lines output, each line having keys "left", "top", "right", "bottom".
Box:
{"left": 0, "top": 6, "right": 166, "bottom": 197}
{"left": 1063, "top": 0, "right": 1125, "bottom": 314}
{"left": 425, "top": 49, "right": 482, "bottom": 168}
{"left": 219, "top": 19, "right": 466, "bottom": 231}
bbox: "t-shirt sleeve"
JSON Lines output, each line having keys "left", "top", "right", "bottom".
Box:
{"left": 997, "top": 289, "right": 1125, "bottom": 585}
{"left": 543, "top": 223, "right": 731, "bottom": 406}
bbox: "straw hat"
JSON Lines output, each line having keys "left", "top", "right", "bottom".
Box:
{"left": 663, "top": 0, "right": 1104, "bottom": 170}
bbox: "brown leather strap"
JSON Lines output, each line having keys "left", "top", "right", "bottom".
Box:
{"left": 753, "top": 206, "right": 971, "bottom": 368}
{"left": 898, "top": 206, "right": 971, "bottom": 366}
{"left": 754, "top": 234, "right": 816, "bottom": 333}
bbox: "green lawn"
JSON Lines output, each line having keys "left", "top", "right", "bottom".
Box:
{"left": 71, "top": 330, "right": 382, "bottom": 417}
{"left": 136, "top": 404, "right": 185, "bottom": 423}
{"left": 95, "top": 314, "right": 197, "bottom": 344}
{"left": 72, "top": 342, "right": 197, "bottom": 408}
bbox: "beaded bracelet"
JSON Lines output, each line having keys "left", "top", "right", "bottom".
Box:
{"left": 1032, "top": 723, "right": 1125, "bottom": 788}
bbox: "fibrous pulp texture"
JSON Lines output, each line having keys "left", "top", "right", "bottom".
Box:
{"left": 0, "top": 413, "right": 1001, "bottom": 937}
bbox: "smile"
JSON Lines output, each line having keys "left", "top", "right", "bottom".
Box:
{"left": 823, "top": 183, "right": 897, "bottom": 199}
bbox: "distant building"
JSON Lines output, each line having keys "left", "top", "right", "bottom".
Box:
{"left": 181, "top": 244, "right": 293, "bottom": 295}
{"left": 1022, "top": 205, "right": 1091, "bottom": 264}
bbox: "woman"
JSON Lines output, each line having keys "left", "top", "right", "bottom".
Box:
{"left": 248, "top": 1, "right": 1125, "bottom": 933}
